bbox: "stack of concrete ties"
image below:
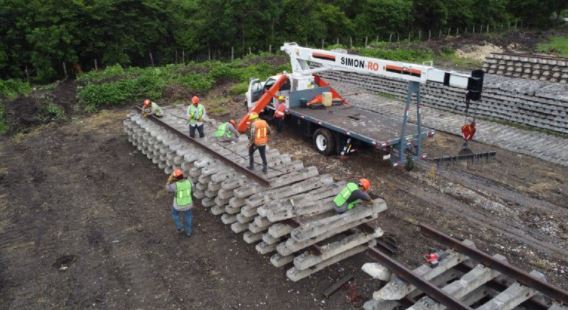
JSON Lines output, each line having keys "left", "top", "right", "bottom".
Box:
{"left": 319, "top": 69, "right": 568, "bottom": 133}
{"left": 124, "top": 106, "right": 387, "bottom": 281}
{"left": 362, "top": 240, "right": 566, "bottom": 310}
{"left": 483, "top": 53, "right": 568, "bottom": 83}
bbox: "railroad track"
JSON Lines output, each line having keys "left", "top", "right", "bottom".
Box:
{"left": 123, "top": 106, "right": 567, "bottom": 308}
{"left": 362, "top": 223, "right": 568, "bottom": 310}
{"left": 123, "top": 106, "right": 387, "bottom": 282}
{"left": 483, "top": 53, "right": 568, "bottom": 84}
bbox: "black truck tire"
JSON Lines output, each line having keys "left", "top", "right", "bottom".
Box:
{"left": 313, "top": 128, "right": 336, "bottom": 155}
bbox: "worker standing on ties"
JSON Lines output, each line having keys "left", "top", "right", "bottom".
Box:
{"left": 333, "top": 178, "right": 372, "bottom": 213}
{"left": 141, "top": 99, "right": 163, "bottom": 117}
{"left": 247, "top": 113, "right": 270, "bottom": 173}
{"left": 214, "top": 119, "right": 240, "bottom": 143}
{"left": 165, "top": 168, "right": 193, "bottom": 237}
{"left": 188, "top": 95, "right": 205, "bottom": 138}
{"left": 274, "top": 96, "right": 287, "bottom": 133}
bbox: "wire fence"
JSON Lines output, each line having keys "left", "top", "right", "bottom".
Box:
{"left": 24, "top": 21, "right": 531, "bottom": 81}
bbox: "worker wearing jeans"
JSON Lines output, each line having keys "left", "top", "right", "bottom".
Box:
{"left": 247, "top": 113, "right": 270, "bottom": 173}
{"left": 165, "top": 169, "right": 193, "bottom": 237}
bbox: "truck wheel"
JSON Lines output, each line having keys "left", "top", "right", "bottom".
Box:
{"left": 313, "top": 128, "right": 336, "bottom": 155}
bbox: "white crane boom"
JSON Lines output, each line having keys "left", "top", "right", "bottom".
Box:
{"left": 280, "top": 42, "right": 483, "bottom": 102}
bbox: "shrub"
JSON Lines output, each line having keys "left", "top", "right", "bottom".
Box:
{"left": 0, "top": 79, "right": 32, "bottom": 100}
{"left": 229, "top": 81, "right": 249, "bottom": 96}
{"left": 536, "top": 36, "right": 568, "bottom": 57}
{"left": 78, "top": 79, "right": 137, "bottom": 110}
{"left": 41, "top": 103, "right": 66, "bottom": 121}
{"left": 180, "top": 74, "right": 215, "bottom": 93}
{"left": 77, "top": 64, "right": 127, "bottom": 84}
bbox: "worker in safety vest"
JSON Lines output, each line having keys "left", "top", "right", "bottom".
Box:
{"left": 214, "top": 119, "right": 239, "bottom": 143}
{"left": 247, "top": 112, "right": 271, "bottom": 173}
{"left": 333, "top": 178, "right": 372, "bottom": 213}
{"left": 142, "top": 99, "right": 163, "bottom": 117}
{"left": 461, "top": 120, "right": 476, "bottom": 142}
{"left": 274, "top": 96, "right": 287, "bottom": 133}
{"left": 187, "top": 95, "right": 205, "bottom": 138}
{"left": 165, "top": 168, "right": 193, "bottom": 237}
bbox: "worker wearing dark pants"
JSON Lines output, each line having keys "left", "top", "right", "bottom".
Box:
{"left": 247, "top": 112, "right": 270, "bottom": 173}
{"left": 188, "top": 95, "right": 205, "bottom": 138}
{"left": 189, "top": 124, "right": 204, "bottom": 138}
{"left": 249, "top": 144, "right": 267, "bottom": 171}
{"left": 333, "top": 178, "right": 372, "bottom": 213}
{"left": 274, "top": 96, "right": 286, "bottom": 133}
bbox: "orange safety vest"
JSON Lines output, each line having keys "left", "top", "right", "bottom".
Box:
{"left": 274, "top": 103, "right": 286, "bottom": 119}
{"left": 253, "top": 119, "right": 269, "bottom": 145}
{"left": 461, "top": 122, "right": 476, "bottom": 141}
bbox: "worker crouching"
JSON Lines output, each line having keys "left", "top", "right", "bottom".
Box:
{"left": 247, "top": 113, "right": 271, "bottom": 173}
{"left": 214, "top": 119, "right": 239, "bottom": 143}
{"left": 142, "top": 99, "right": 163, "bottom": 118}
{"left": 165, "top": 168, "right": 193, "bottom": 237}
{"left": 333, "top": 178, "right": 372, "bottom": 213}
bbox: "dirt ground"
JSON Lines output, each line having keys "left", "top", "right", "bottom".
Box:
{"left": 0, "top": 94, "right": 567, "bottom": 309}
{"left": 0, "top": 109, "right": 387, "bottom": 309}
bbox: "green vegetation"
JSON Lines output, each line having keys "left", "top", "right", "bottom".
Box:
{"left": 77, "top": 57, "right": 289, "bottom": 111}
{"left": 0, "top": 79, "right": 32, "bottom": 100}
{"left": 536, "top": 35, "right": 568, "bottom": 56}
{"left": 41, "top": 103, "right": 66, "bottom": 122}
{"left": 0, "top": 79, "right": 32, "bottom": 134}
{"left": 0, "top": 0, "right": 565, "bottom": 83}
{"left": 356, "top": 42, "right": 434, "bottom": 63}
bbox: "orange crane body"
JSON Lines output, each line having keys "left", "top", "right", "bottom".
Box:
{"left": 237, "top": 74, "right": 290, "bottom": 133}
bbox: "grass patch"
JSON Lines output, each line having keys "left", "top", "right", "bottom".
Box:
{"left": 435, "top": 49, "right": 483, "bottom": 69}
{"left": 229, "top": 81, "right": 249, "bottom": 96}
{"left": 0, "top": 79, "right": 32, "bottom": 100}
{"left": 536, "top": 35, "right": 568, "bottom": 57}
{"left": 353, "top": 42, "right": 434, "bottom": 63}
{"left": 41, "top": 103, "right": 66, "bottom": 122}
{"left": 77, "top": 56, "right": 289, "bottom": 112}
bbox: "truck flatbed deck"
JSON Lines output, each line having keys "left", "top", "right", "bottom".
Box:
{"left": 288, "top": 104, "right": 431, "bottom": 148}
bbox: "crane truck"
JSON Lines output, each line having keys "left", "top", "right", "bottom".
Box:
{"left": 237, "top": 43, "right": 484, "bottom": 166}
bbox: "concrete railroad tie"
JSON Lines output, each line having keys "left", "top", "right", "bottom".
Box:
{"left": 124, "top": 110, "right": 388, "bottom": 282}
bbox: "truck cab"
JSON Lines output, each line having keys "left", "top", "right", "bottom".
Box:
{"left": 245, "top": 73, "right": 316, "bottom": 111}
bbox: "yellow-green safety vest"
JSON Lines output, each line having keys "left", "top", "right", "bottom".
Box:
{"left": 215, "top": 123, "right": 233, "bottom": 138}
{"left": 333, "top": 182, "right": 359, "bottom": 210}
{"left": 187, "top": 104, "right": 204, "bottom": 125}
{"left": 175, "top": 180, "right": 192, "bottom": 206}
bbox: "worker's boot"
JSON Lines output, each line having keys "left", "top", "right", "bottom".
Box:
{"left": 262, "top": 165, "right": 267, "bottom": 174}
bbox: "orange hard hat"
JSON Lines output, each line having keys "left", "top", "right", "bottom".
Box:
{"left": 191, "top": 96, "right": 200, "bottom": 104}
{"left": 358, "top": 178, "right": 371, "bottom": 191}
{"left": 229, "top": 119, "right": 237, "bottom": 127}
{"left": 143, "top": 99, "right": 151, "bottom": 107}
{"left": 172, "top": 168, "right": 184, "bottom": 178}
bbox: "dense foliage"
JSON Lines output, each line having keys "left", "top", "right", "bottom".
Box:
{"left": 0, "top": 0, "right": 566, "bottom": 82}
{"left": 76, "top": 56, "right": 290, "bottom": 111}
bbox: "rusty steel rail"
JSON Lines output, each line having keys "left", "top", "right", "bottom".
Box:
{"left": 419, "top": 223, "right": 568, "bottom": 304}
{"left": 133, "top": 106, "right": 270, "bottom": 187}
{"left": 429, "top": 151, "right": 496, "bottom": 164}
{"left": 367, "top": 247, "right": 472, "bottom": 310}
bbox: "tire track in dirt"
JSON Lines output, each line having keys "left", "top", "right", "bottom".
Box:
{"left": 383, "top": 172, "right": 567, "bottom": 260}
